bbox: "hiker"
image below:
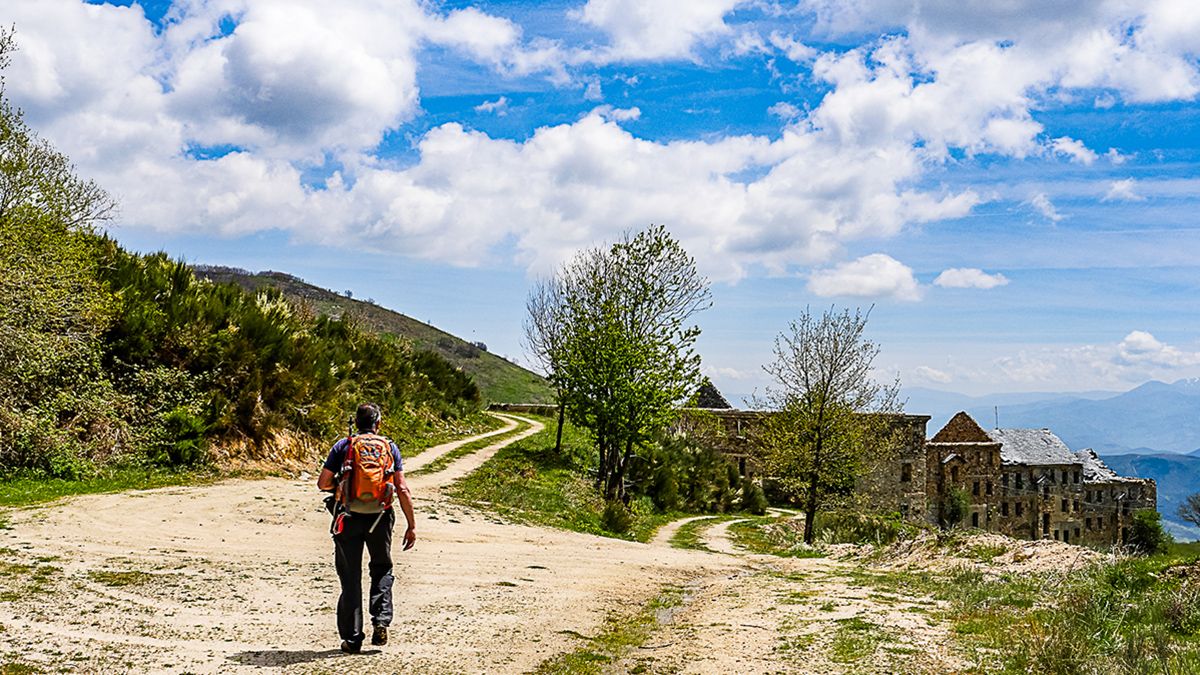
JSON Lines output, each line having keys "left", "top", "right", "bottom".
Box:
{"left": 317, "top": 403, "right": 417, "bottom": 654}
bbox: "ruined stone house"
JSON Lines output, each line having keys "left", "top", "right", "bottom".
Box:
{"left": 682, "top": 405, "right": 1156, "bottom": 547}
{"left": 922, "top": 412, "right": 1156, "bottom": 546}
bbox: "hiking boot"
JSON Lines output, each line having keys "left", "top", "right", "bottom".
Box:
{"left": 340, "top": 639, "right": 361, "bottom": 654}
{"left": 371, "top": 625, "right": 388, "bottom": 646}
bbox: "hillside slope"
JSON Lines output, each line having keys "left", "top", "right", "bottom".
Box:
{"left": 193, "top": 266, "right": 553, "bottom": 404}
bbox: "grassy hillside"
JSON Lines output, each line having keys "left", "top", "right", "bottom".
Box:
{"left": 193, "top": 266, "right": 553, "bottom": 404}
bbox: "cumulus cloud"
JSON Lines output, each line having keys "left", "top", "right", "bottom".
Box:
{"left": 933, "top": 268, "right": 1009, "bottom": 289}
{"left": 1029, "top": 193, "right": 1063, "bottom": 222}
{"left": 7, "top": 0, "right": 1200, "bottom": 284}
{"left": 571, "top": 0, "right": 744, "bottom": 62}
{"left": 1050, "top": 136, "right": 1098, "bottom": 164}
{"left": 807, "top": 254, "right": 922, "bottom": 301}
{"left": 1102, "top": 178, "right": 1146, "bottom": 202}
{"left": 1116, "top": 330, "right": 1200, "bottom": 368}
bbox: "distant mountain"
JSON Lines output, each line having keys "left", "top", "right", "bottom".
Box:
{"left": 194, "top": 266, "right": 554, "bottom": 404}
{"left": 908, "top": 381, "right": 1200, "bottom": 456}
{"left": 1102, "top": 452, "right": 1200, "bottom": 542}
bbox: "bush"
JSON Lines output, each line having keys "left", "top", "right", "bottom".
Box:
{"left": 941, "top": 487, "right": 970, "bottom": 529}
{"left": 624, "top": 434, "right": 740, "bottom": 514}
{"left": 815, "top": 510, "right": 917, "bottom": 546}
{"left": 740, "top": 477, "right": 768, "bottom": 515}
{"left": 1128, "top": 510, "right": 1173, "bottom": 555}
{"left": 601, "top": 500, "right": 633, "bottom": 534}
{"left": 149, "top": 406, "right": 209, "bottom": 467}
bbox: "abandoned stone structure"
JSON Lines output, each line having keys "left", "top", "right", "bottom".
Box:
{"left": 924, "top": 412, "right": 1156, "bottom": 546}
{"left": 683, "top": 406, "right": 1156, "bottom": 547}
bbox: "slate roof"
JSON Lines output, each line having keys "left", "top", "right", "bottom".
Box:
{"left": 986, "top": 428, "right": 1078, "bottom": 466}
{"left": 1075, "top": 448, "right": 1138, "bottom": 483}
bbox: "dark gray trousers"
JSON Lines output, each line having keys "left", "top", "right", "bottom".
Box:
{"left": 333, "top": 509, "right": 394, "bottom": 644}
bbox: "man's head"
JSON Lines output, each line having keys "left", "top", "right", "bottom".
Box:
{"left": 355, "top": 403, "right": 382, "bottom": 433}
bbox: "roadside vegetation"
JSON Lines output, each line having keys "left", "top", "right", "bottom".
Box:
{"left": 847, "top": 541, "right": 1200, "bottom": 673}
{"left": 0, "top": 28, "right": 482, "bottom": 490}
{"left": 449, "top": 415, "right": 765, "bottom": 542}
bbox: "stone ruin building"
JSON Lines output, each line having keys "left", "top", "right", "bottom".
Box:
{"left": 686, "top": 406, "right": 1157, "bottom": 547}
{"left": 923, "top": 411, "right": 1156, "bottom": 546}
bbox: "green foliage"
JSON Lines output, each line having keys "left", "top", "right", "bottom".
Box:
{"left": 601, "top": 500, "right": 634, "bottom": 534}
{"left": 857, "top": 552, "right": 1200, "bottom": 673}
{"left": 0, "top": 32, "right": 480, "bottom": 476}
{"left": 1128, "top": 509, "right": 1173, "bottom": 555}
{"left": 941, "top": 487, "right": 970, "bottom": 529}
{"left": 753, "top": 306, "right": 902, "bottom": 544}
{"left": 740, "top": 477, "right": 769, "bottom": 515}
{"left": 527, "top": 225, "right": 711, "bottom": 501}
{"left": 727, "top": 516, "right": 827, "bottom": 558}
{"left": 625, "top": 434, "right": 744, "bottom": 514}
{"left": 813, "top": 510, "right": 919, "bottom": 546}
{"left": 448, "top": 415, "right": 678, "bottom": 542}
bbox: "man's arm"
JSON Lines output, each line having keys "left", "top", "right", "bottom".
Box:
{"left": 393, "top": 470, "right": 416, "bottom": 551}
{"left": 317, "top": 468, "right": 336, "bottom": 492}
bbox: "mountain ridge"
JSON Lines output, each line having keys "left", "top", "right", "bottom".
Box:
{"left": 192, "top": 266, "right": 554, "bottom": 405}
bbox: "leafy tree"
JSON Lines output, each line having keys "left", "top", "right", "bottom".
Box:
{"left": 524, "top": 274, "right": 569, "bottom": 452}
{"left": 1179, "top": 493, "right": 1200, "bottom": 529}
{"left": 1127, "top": 510, "right": 1172, "bottom": 555}
{"left": 753, "top": 306, "right": 901, "bottom": 544}
{"left": 532, "top": 225, "right": 711, "bottom": 502}
{"left": 0, "top": 28, "right": 121, "bottom": 472}
{"left": 942, "top": 487, "right": 970, "bottom": 529}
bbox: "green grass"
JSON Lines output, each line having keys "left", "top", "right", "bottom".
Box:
{"left": 728, "top": 516, "right": 826, "bottom": 558}
{"left": 850, "top": 550, "right": 1200, "bottom": 673}
{"left": 447, "top": 415, "right": 680, "bottom": 542}
{"left": 0, "top": 661, "right": 44, "bottom": 675}
{"left": 408, "top": 416, "right": 532, "bottom": 476}
{"left": 393, "top": 410, "right": 508, "bottom": 460}
{"left": 531, "top": 587, "right": 684, "bottom": 674}
{"left": 0, "top": 466, "right": 224, "bottom": 509}
{"left": 667, "top": 516, "right": 726, "bottom": 551}
{"left": 829, "top": 617, "right": 889, "bottom": 663}
{"left": 0, "top": 414, "right": 499, "bottom": 511}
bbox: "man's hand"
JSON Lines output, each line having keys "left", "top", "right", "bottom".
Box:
{"left": 402, "top": 526, "right": 416, "bottom": 551}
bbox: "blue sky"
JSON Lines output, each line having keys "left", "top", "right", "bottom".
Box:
{"left": 6, "top": 0, "right": 1200, "bottom": 404}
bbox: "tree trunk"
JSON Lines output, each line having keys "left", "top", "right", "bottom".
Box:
{"left": 596, "top": 436, "right": 608, "bottom": 490}
{"left": 615, "top": 438, "right": 634, "bottom": 504}
{"left": 803, "top": 468, "right": 819, "bottom": 544}
{"left": 554, "top": 401, "right": 565, "bottom": 454}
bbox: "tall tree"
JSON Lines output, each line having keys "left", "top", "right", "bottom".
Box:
{"left": 754, "top": 306, "right": 901, "bottom": 544}
{"left": 531, "top": 225, "right": 711, "bottom": 502}
{"left": 524, "top": 275, "right": 569, "bottom": 452}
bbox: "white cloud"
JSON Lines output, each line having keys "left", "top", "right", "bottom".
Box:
{"left": 1050, "top": 136, "right": 1098, "bottom": 164}
{"left": 1029, "top": 193, "right": 1063, "bottom": 222}
{"left": 583, "top": 77, "right": 603, "bottom": 101}
{"left": 807, "top": 254, "right": 922, "bottom": 301}
{"left": 591, "top": 105, "right": 641, "bottom": 121}
{"left": 1116, "top": 331, "right": 1200, "bottom": 368}
{"left": 571, "top": 0, "right": 744, "bottom": 62}
{"left": 768, "top": 101, "right": 802, "bottom": 120}
{"left": 475, "top": 96, "right": 509, "bottom": 115}
{"left": 1102, "top": 178, "right": 1146, "bottom": 202}
{"left": 933, "top": 268, "right": 1009, "bottom": 289}
{"left": 912, "top": 365, "right": 952, "bottom": 384}
{"left": 704, "top": 365, "right": 753, "bottom": 381}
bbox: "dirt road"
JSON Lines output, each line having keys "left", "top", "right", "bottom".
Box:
{"left": 0, "top": 414, "right": 961, "bottom": 673}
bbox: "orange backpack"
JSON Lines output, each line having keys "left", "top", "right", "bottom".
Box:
{"left": 336, "top": 433, "right": 396, "bottom": 508}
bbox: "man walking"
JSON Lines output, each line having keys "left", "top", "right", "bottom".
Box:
{"left": 317, "top": 403, "right": 417, "bottom": 653}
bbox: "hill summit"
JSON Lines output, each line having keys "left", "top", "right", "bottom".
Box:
{"left": 193, "top": 266, "right": 553, "bottom": 405}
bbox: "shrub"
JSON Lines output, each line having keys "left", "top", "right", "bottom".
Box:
{"left": 601, "top": 500, "right": 633, "bottom": 534}
{"left": 941, "top": 487, "right": 970, "bottom": 529}
{"left": 815, "top": 511, "right": 917, "bottom": 546}
{"left": 1128, "top": 510, "right": 1173, "bottom": 555}
{"left": 740, "top": 478, "right": 768, "bottom": 515}
{"left": 149, "top": 406, "right": 209, "bottom": 467}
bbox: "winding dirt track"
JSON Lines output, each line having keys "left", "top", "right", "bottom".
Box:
{"left": 0, "top": 414, "right": 962, "bottom": 673}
